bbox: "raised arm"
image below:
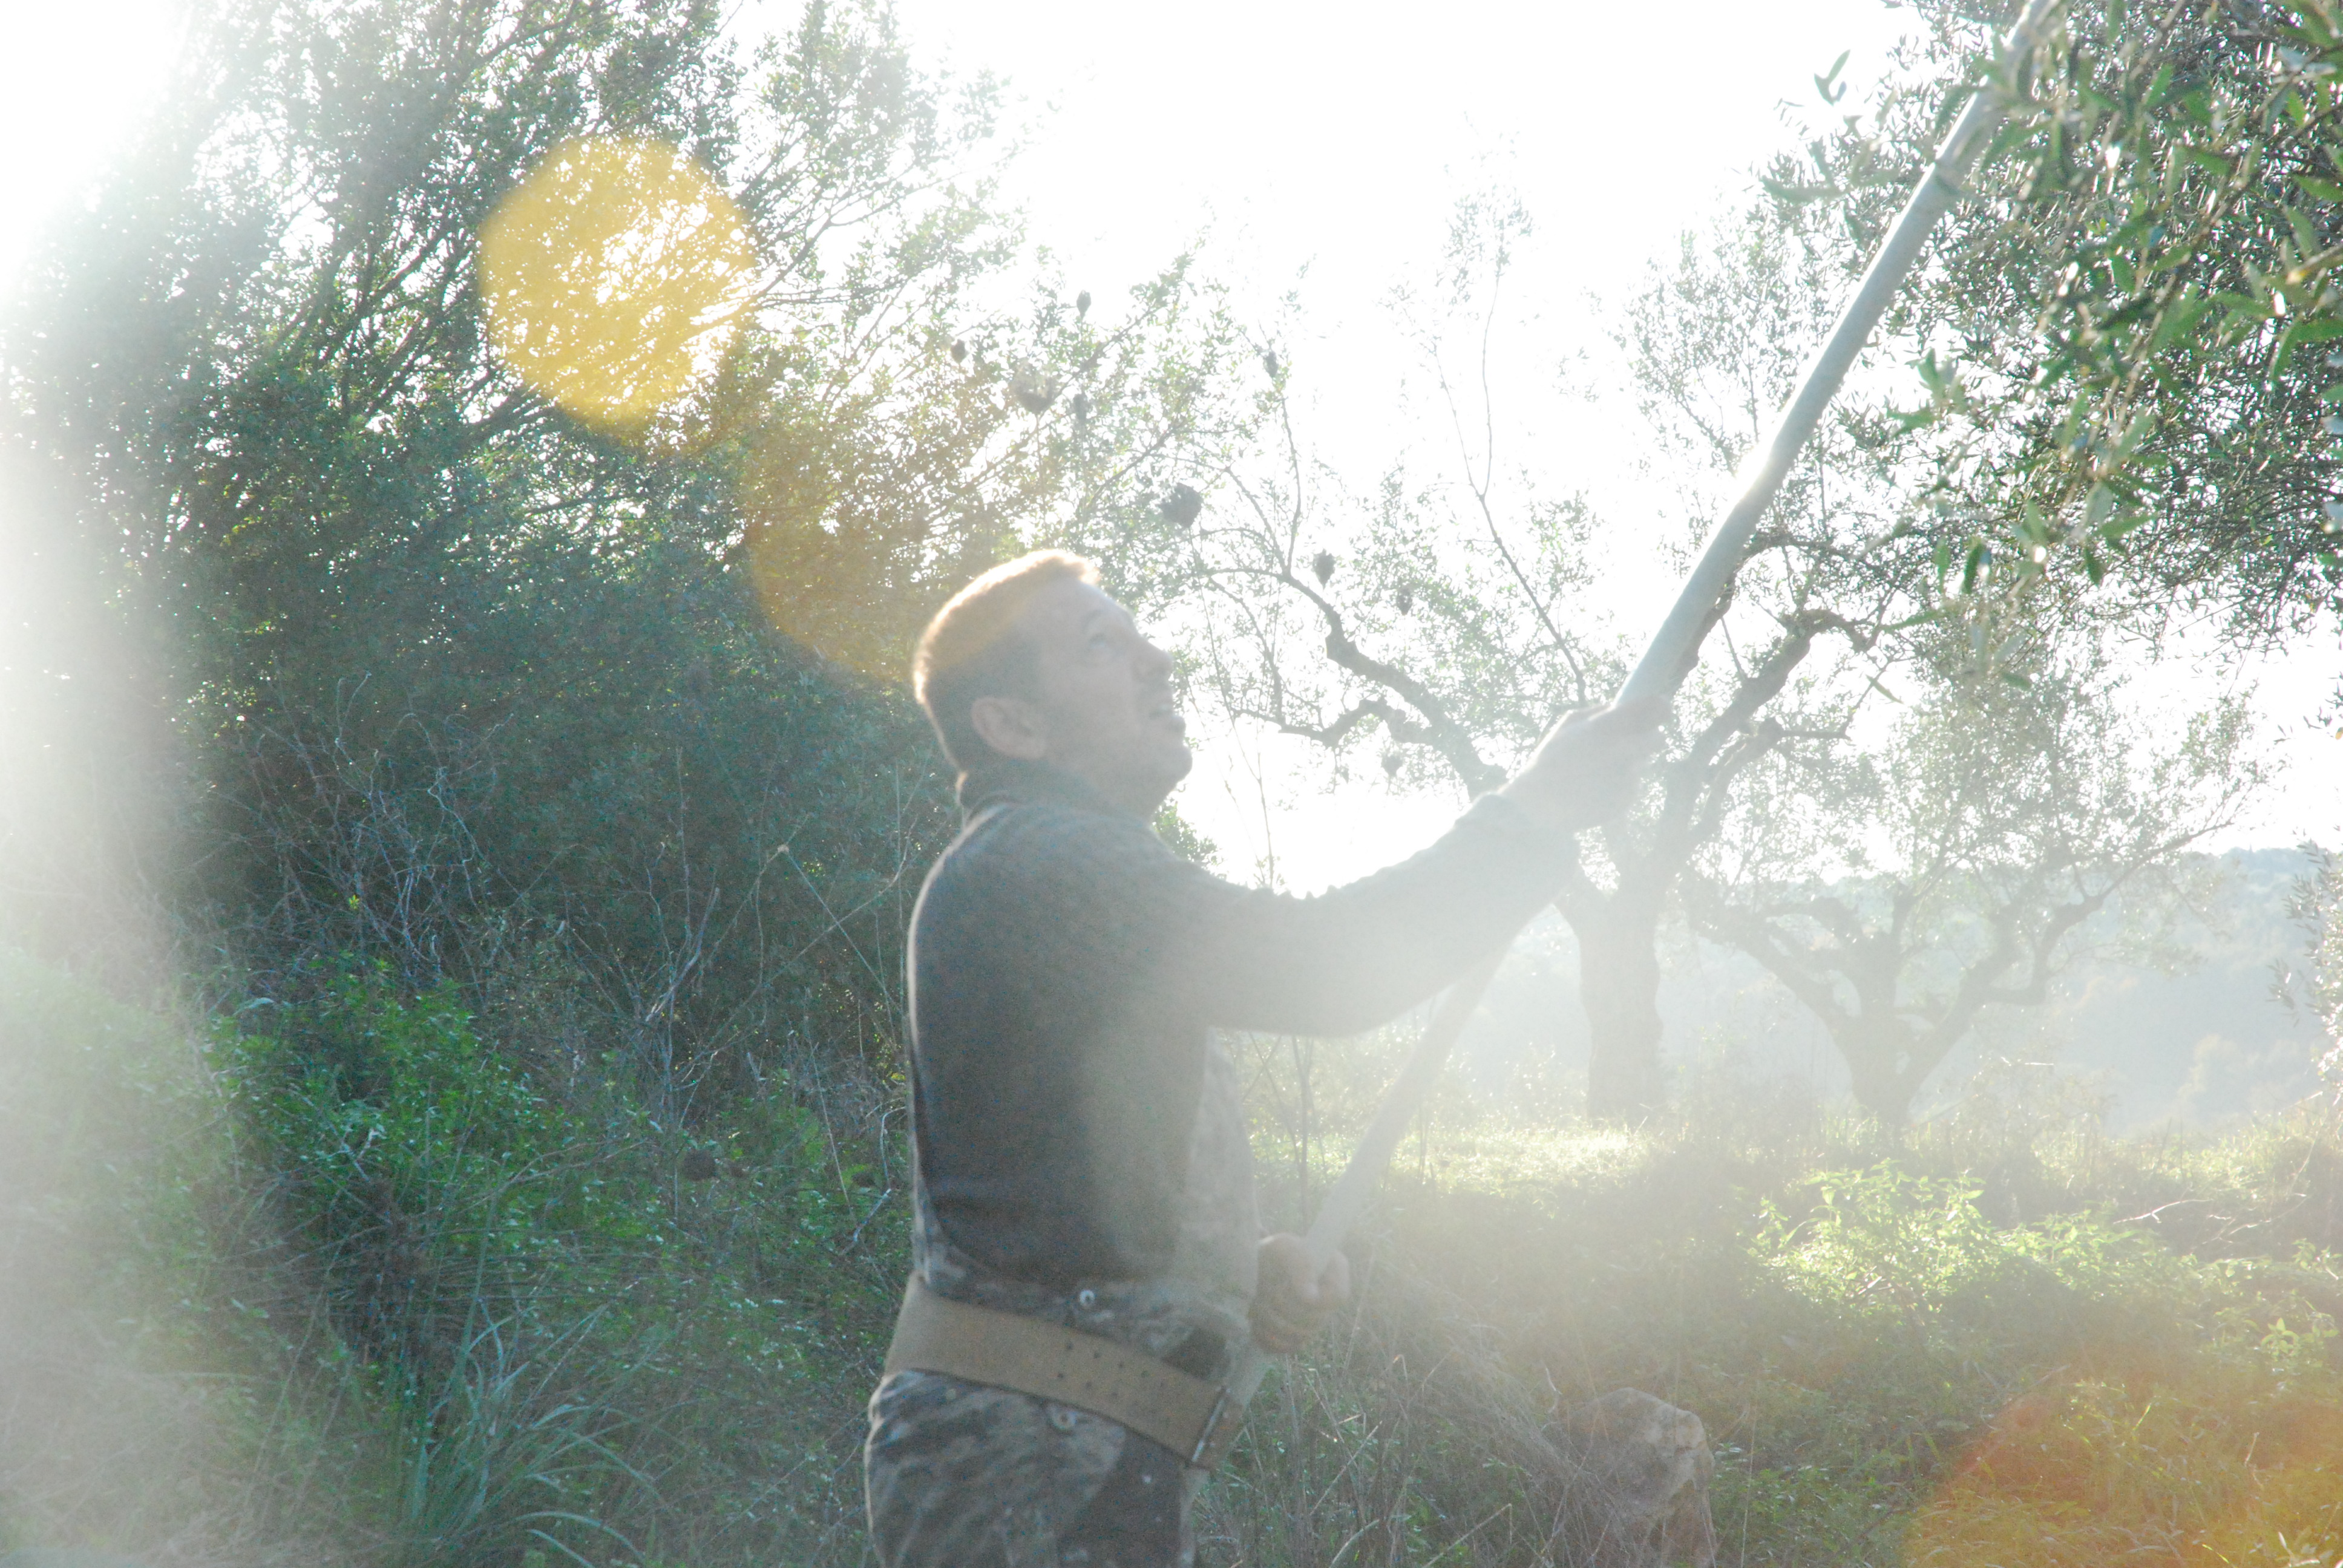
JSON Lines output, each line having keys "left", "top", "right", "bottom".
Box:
{"left": 1158, "top": 700, "right": 1660, "bottom": 1034}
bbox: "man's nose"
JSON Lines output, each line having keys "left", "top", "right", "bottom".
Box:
{"left": 1135, "top": 637, "right": 1173, "bottom": 681}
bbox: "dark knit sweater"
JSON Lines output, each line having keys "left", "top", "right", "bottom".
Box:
{"left": 904, "top": 759, "right": 1584, "bottom": 1293}
{"left": 905, "top": 758, "right": 1575, "bottom": 1294}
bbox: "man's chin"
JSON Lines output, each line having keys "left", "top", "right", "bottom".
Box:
{"left": 1132, "top": 742, "right": 1194, "bottom": 815}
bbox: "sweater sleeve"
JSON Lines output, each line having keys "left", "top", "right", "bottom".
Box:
{"left": 1183, "top": 795, "right": 1574, "bottom": 1033}
{"left": 1025, "top": 794, "right": 1574, "bottom": 1037}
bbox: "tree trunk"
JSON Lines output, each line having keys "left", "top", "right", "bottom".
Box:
{"left": 1837, "top": 1021, "right": 1915, "bottom": 1125}
{"left": 1574, "top": 902, "right": 1669, "bottom": 1122}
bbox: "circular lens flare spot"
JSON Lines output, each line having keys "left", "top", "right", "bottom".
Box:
{"left": 479, "top": 137, "right": 757, "bottom": 432}
{"left": 737, "top": 413, "right": 1014, "bottom": 681}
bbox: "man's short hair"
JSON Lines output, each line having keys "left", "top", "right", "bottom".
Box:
{"left": 913, "top": 550, "right": 1100, "bottom": 771}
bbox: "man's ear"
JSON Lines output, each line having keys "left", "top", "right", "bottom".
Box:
{"left": 968, "top": 694, "right": 1050, "bottom": 761}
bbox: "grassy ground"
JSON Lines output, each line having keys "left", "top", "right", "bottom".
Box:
{"left": 4, "top": 949, "right": 2340, "bottom": 1566}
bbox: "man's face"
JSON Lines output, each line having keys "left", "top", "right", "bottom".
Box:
{"left": 998, "top": 577, "right": 1192, "bottom": 814}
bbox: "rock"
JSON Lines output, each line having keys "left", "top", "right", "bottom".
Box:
{"left": 1545, "top": 1388, "right": 1717, "bottom": 1568}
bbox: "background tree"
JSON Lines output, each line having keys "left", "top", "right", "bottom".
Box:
{"left": 1769, "top": 0, "right": 2343, "bottom": 661}
{"left": 1153, "top": 0, "right": 2343, "bottom": 1120}
{"left": 0, "top": 0, "right": 1247, "bottom": 1112}
{"left": 1163, "top": 194, "right": 1951, "bottom": 1119}
{"left": 1689, "top": 632, "right": 2259, "bottom": 1120}
{"left": 2295, "top": 847, "right": 2343, "bottom": 1101}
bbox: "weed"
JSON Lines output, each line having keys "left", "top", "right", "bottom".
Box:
{"left": 392, "top": 1312, "right": 649, "bottom": 1568}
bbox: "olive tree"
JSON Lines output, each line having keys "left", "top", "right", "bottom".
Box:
{"left": 1159, "top": 192, "right": 1951, "bottom": 1119}
{"left": 1156, "top": 0, "right": 2343, "bottom": 1118}
{"left": 1688, "top": 632, "right": 2259, "bottom": 1122}
{"left": 0, "top": 0, "right": 1252, "bottom": 1100}
{"left": 1770, "top": 0, "right": 2343, "bottom": 652}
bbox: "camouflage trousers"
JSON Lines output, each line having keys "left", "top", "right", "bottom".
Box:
{"left": 864, "top": 1370, "right": 1201, "bottom": 1568}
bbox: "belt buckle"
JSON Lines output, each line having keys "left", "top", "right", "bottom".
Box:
{"left": 1188, "top": 1387, "right": 1242, "bottom": 1470}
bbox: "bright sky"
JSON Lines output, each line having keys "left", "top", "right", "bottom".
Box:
{"left": 0, "top": 0, "right": 180, "bottom": 281}
{"left": 5, "top": 0, "right": 2336, "bottom": 890}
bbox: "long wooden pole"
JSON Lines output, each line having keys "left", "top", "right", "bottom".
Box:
{"left": 1221, "top": 0, "right": 2062, "bottom": 1417}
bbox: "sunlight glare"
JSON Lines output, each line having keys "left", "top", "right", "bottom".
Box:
{"left": 1904, "top": 1378, "right": 2343, "bottom": 1563}
{"left": 479, "top": 137, "right": 758, "bottom": 433}
{"left": 738, "top": 422, "right": 949, "bottom": 680}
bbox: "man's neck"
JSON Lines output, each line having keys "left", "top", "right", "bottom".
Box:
{"left": 957, "top": 756, "right": 1129, "bottom": 817}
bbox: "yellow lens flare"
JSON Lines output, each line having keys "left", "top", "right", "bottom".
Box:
{"left": 739, "top": 420, "right": 995, "bottom": 680}
{"left": 479, "top": 137, "right": 758, "bottom": 433}
{"left": 1904, "top": 1375, "right": 2343, "bottom": 1564}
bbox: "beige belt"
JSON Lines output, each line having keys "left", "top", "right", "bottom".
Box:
{"left": 883, "top": 1276, "right": 1244, "bottom": 1469}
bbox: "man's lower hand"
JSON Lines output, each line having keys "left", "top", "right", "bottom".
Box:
{"left": 1250, "top": 1233, "right": 1351, "bottom": 1354}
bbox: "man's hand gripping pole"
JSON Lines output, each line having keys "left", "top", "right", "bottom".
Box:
{"left": 1221, "top": 0, "right": 2062, "bottom": 1418}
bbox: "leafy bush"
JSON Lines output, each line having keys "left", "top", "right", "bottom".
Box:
{"left": 224, "top": 961, "right": 599, "bottom": 1374}
{"left": 215, "top": 958, "right": 907, "bottom": 1566}
{"left": 1214, "top": 1025, "right": 2343, "bottom": 1567}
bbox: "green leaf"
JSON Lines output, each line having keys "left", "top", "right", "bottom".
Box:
{"left": 2085, "top": 484, "right": 2120, "bottom": 532}
{"left": 2276, "top": 318, "right": 2343, "bottom": 374}
{"left": 2289, "top": 7, "right": 2340, "bottom": 48}
{"left": 1815, "top": 49, "right": 1851, "bottom": 105}
{"left": 2214, "top": 290, "right": 2274, "bottom": 324}
{"left": 2146, "top": 293, "right": 2214, "bottom": 358}
{"left": 1759, "top": 173, "right": 1835, "bottom": 206}
{"left": 2286, "top": 203, "right": 2322, "bottom": 259}
{"left": 2179, "top": 143, "right": 2235, "bottom": 177}
{"left": 2299, "top": 174, "right": 2343, "bottom": 202}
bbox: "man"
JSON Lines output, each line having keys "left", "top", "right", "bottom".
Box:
{"left": 866, "top": 550, "right": 1657, "bottom": 1567}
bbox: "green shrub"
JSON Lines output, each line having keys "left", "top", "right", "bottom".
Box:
{"left": 19, "top": 938, "right": 2343, "bottom": 1566}
{"left": 213, "top": 958, "right": 906, "bottom": 1566}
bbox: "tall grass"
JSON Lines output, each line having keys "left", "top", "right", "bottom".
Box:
{"left": 1214, "top": 1027, "right": 2343, "bottom": 1567}
{"left": 389, "top": 1311, "right": 652, "bottom": 1568}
